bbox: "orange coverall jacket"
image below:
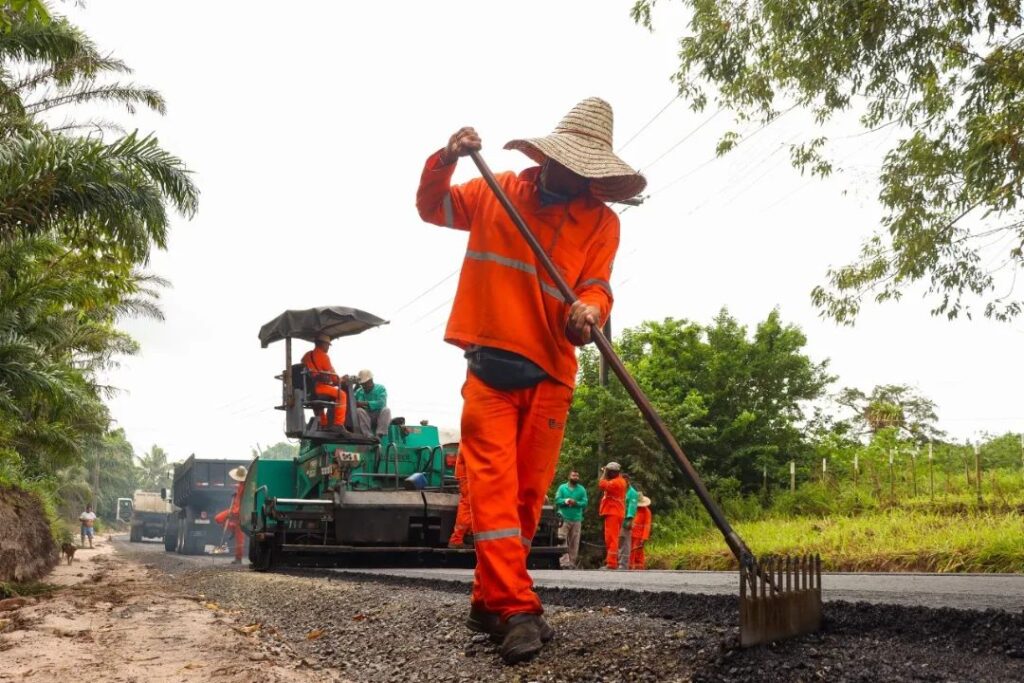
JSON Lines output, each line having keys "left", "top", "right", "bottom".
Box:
{"left": 631, "top": 506, "right": 652, "bottom": 542}
{"left": 416, "top": 150, "right": 619, "bottom": 388}
{"left": 598, "top": 476, "right": 627, "bottom": 517}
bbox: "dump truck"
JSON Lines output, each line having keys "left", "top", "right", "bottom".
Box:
{"left": 124, "top": 491, "right": 172, "bottom": 542}
{"left": 240, "top": 306, "right": 564, "bottom": 571}
{"left": 163, "top": 454, "right": 251, "bottom": 554}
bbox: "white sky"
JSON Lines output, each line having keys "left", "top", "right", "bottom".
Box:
{"left": 67, "top": 1, "right": 1023, "bottom": 462}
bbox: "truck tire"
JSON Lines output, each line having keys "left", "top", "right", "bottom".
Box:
{"left": 179, "top": 509, "right": 199, "bottom": 555}
{"left": 129, "top": 524, "right": 142, "bottom": 543}
{"left": 163, "top": 524, "right": 176, "bottom": 552}
{"left": 248, "top": 536, "right": 276, "bottom": 572}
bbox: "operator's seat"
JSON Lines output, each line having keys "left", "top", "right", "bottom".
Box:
{"left": 289, "top": 364, "right": 363, "bottom": 438}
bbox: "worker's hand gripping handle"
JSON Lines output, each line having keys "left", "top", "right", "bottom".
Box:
{"left": 467, "top": 150, "right": 753, "bottom": 567}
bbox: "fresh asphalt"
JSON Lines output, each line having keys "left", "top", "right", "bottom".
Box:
{"left": 121, "top": 538, "right": 1024, "bottom": 613}
{"left": 334, "top": 567, "right": 1024, "bottom": 612}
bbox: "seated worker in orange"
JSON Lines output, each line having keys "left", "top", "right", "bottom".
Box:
{"left": 416, "top": 97, "right": 645, "bottom": 664}
{"left": 301, "top": 333, "right": 347, "bottom": 427}
{"left": 214, "top": 465, "right": 248, "bottom": 564}
{"left": 447, "top": 449, "right": 473, "bottom": 548}
{"left": 598, "top": 462, "right": 627, "bottom": 569}
{"left": 629, "top": 494, "right": 652, "bottom": 570}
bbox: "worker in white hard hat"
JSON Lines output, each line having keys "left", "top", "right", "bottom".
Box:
{"left": 354, "top": 369, "right": 392, "bottom": 438}
{"left": 597, "top": 461, "right": 626, "bottom": 569}
{"left": 215, "top": 465, "right": 248, "bottom": 564}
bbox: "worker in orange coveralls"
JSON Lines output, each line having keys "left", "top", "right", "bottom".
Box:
{"left": 598, "top": 462, "right": 627, "bottom": 569}
{"left": 416, "top": 98, "right": 645, "bottom": 664}
{"left": 301, "top": 333, "right": 346, "bottom": 427}
{"left": 629, "top": 494, "right": 652, "bottom": 570}
{"left": 448, "top": 449, "right": 473, "bottom": 548}
{"left": 214, "top": 465, "right": 248, "bottom": 564}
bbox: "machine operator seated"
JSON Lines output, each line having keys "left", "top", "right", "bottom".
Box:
{"left": 301, "top": 334, "right": 347, "bottom": 428}
{"left": 354, "top": 369, "right": 392, "bottom": 438}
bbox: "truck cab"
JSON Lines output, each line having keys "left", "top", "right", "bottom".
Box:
{"left": 125, "top": 491, "right": 172, "bottom": 542}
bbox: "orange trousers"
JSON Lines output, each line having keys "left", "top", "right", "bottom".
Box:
{"left": 629, "top": 542, "right": 645, "bottom": 570}
{"left": 460, "top": 372, "right": 572, "bottom": 620}
{"left": 449, "top": 452, "right": 472, "bottom": 545}
{"left": 314, "top": 383, "right": 347, "bottom": 426}
{"left": 231, "top": 524, "right": 245, "bottom": 561}
{"left": 603, "top": 515, "right": 623, "bottom": 568}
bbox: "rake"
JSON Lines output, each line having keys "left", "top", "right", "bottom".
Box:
{"left": 468, "top": 150, "right": 823, "bottom": 647}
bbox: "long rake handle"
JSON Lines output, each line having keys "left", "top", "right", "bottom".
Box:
{"left": 468, "top": 150, "right": 754, "bottom": 568}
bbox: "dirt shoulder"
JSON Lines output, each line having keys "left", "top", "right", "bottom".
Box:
{"left": 0, "top": 537, "right": 345, "bottom": 683}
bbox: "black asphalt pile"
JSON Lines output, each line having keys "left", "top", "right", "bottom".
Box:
{"left": 129, "top": 547, "right": 1024, "bottom": 682}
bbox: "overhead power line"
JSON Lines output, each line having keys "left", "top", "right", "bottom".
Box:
{"left": 616, "top": 94, "right": 680, "bottom": 153}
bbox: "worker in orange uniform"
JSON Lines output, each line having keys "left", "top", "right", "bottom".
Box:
{"left": 214, "top": 465, "right": 248, "bottom": 564}
{"left": 598, "top": 462, "right": 627, "bottom": 569}
{"left": 301, "top": 333, "right": 346, "bottom": 427}
{"left": 629, "top": 495, "right": 652, "bottom": 570}
{"left": 416, "top": 97, "right": 645, "bottom": 664}
{"left": 447, "top": 449, "right": 473, "bottom": 548}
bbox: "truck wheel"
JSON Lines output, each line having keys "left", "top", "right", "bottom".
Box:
{"left": 129, "top": 525, "right": 142, "bottom": 543}
{"left": 163, "top": 529, "right": 176, "bottom": 552}
{"left": 180, "top": 511, "right": 199, "bottom": 555}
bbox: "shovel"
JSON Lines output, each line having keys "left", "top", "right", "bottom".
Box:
{"left": 468, "top": 150, "right": 822, "bottom": 647}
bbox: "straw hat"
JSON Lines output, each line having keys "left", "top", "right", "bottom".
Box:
{"left": 505, "top": 97, "right": 647, "bottom": 203}
{"left": 356, "top": 369, "right": 373, "bottom": 384}
{"left": 228, "top": 466, "right": 248, "bottom": 482}
{"left": 638, "top": 495, "right": 652, "bottom": 507}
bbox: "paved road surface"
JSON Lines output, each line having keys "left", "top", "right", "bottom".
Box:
{"left": 123, "top": 539, "right": 1024, "bottom": 613}
{"left": 338, "top": 567, "right": 1024, "bottom": 612}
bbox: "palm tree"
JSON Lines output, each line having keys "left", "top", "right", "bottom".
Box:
{"left": 136, "top": 444, "right": 172, "bottom": 490}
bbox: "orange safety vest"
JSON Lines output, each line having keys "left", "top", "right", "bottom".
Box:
{"left": 416, "top": 151, "right": 619, "bottom": 388}
{"left": 598, "top": 476, "right": 627, "bottom": 517}
{"left": 302, "top": 348, "right": 337, "bottom": 383}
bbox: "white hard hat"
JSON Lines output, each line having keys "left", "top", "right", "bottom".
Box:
{"left": 605, "top": 461, "right": 621, "bottom": 471}
{"left": 315, "top": 333, "right": 331, "bottom": 344}
{"left": 357, "top": 369, "right": 373, "bottom": 384}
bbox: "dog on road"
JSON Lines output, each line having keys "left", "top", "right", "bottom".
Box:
{"left": 60, "top": 542, "right": 77, "bottom": 565}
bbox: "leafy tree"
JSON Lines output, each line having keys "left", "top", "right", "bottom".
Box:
{"left": 136, "top": 444, "right": 173, "bottom": 490}
{"left": 559, "top": 309, "right": 832, "bottom": 509}
{"left": 253, "top": 442, "right": 299, "bottom": 460}
{"left": 633, "top": 1, "right": 1024, "bottom": 323}
{"left": 834, "top": 384, "right": 942, "bottom": 442}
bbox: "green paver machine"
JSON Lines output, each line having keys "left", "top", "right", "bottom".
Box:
{"left": 242, "top": 306, "right": 564, "bottom": 571}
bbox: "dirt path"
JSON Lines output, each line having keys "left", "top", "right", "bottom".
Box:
{"left": 0, "top": 537, "right": 345, "bottom": 683}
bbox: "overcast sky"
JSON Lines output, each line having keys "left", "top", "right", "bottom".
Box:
{"left": 69, "top": 1, "right": 1023, "bottom": 463}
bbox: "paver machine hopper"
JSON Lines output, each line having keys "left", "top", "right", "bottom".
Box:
{"left": 241, "top": 306, "right": 565, "bottom": 571}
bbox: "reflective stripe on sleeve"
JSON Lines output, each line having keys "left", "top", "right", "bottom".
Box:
{"left": 473, "top": 527, "right": 521, "bottom": 542}
{"left": 577, "top": 278, "right": 612, "bottom": 295}
{"left": 520, "top": 536, "right": 532, "bottom": 549}
{"left": 442, "top": 194, "right": 455, "bottom": 228}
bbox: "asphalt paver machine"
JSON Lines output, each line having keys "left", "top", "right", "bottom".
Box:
{"left": 242, "top": 306, "right": 564, "bottom": 571}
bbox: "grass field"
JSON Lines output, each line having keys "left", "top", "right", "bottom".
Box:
{"left": 646, "top": 469, "right": 1024, "bottom": 573}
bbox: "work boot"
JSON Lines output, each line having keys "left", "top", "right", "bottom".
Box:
{"left": 466, "top": 605, "right": 554, "bottom": 642}
{"left": 499, "top": 614, "right": 544, "bottom": 665}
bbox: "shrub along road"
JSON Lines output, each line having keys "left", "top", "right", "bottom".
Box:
{"left": 117, "top": 538, "right": 1024, "bottom": 682}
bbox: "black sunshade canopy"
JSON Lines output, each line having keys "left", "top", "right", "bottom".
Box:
{"left": 259, "top": 306, "right": 389, "bottom": 348}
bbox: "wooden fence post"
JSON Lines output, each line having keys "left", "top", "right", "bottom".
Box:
{"left": 974, "top": 442, "right": 983, "bottom": 505}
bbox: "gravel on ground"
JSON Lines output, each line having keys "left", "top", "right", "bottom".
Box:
{"left": 123, "top": 542, "right": 1024, "bottom": 682}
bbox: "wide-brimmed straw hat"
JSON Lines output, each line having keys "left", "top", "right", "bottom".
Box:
{"left": 505, "top": 97, "right": 647, "bottom": 203}
{"left": 228, "top": 466, "right": 248, "bottom": 482}
{"left": 638, "top": 495, "right": 652, "bottom": 507}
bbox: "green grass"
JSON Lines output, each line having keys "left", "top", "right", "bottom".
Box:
{"left": 0, "top": 581, "right": 58, "bottom": 600}
{"left": 647, "top": 509, "right": 1024, "bottom": 573}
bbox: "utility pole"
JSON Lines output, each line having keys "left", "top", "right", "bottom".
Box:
{"left": 853, "top": 452, "right": 859, "bottom": 488}
{"left": 821, "top": 457, "right": 827, "bottom": 484}
{"left": 790, "top": 460, "right": 796, "bottom": 492}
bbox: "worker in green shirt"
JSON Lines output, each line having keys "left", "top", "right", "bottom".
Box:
{"left": 617, "top": 473, "right": 639, "bottom": 570}
{"left": 354, "top": 369, "right": 392, "bottom": 437}
{"left": 553, "top": 470, "right": 587, "bottom": 568}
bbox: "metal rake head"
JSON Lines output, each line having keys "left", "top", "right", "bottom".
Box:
{"left": 739, "top": 554, "right": 823, "bottom": 647}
